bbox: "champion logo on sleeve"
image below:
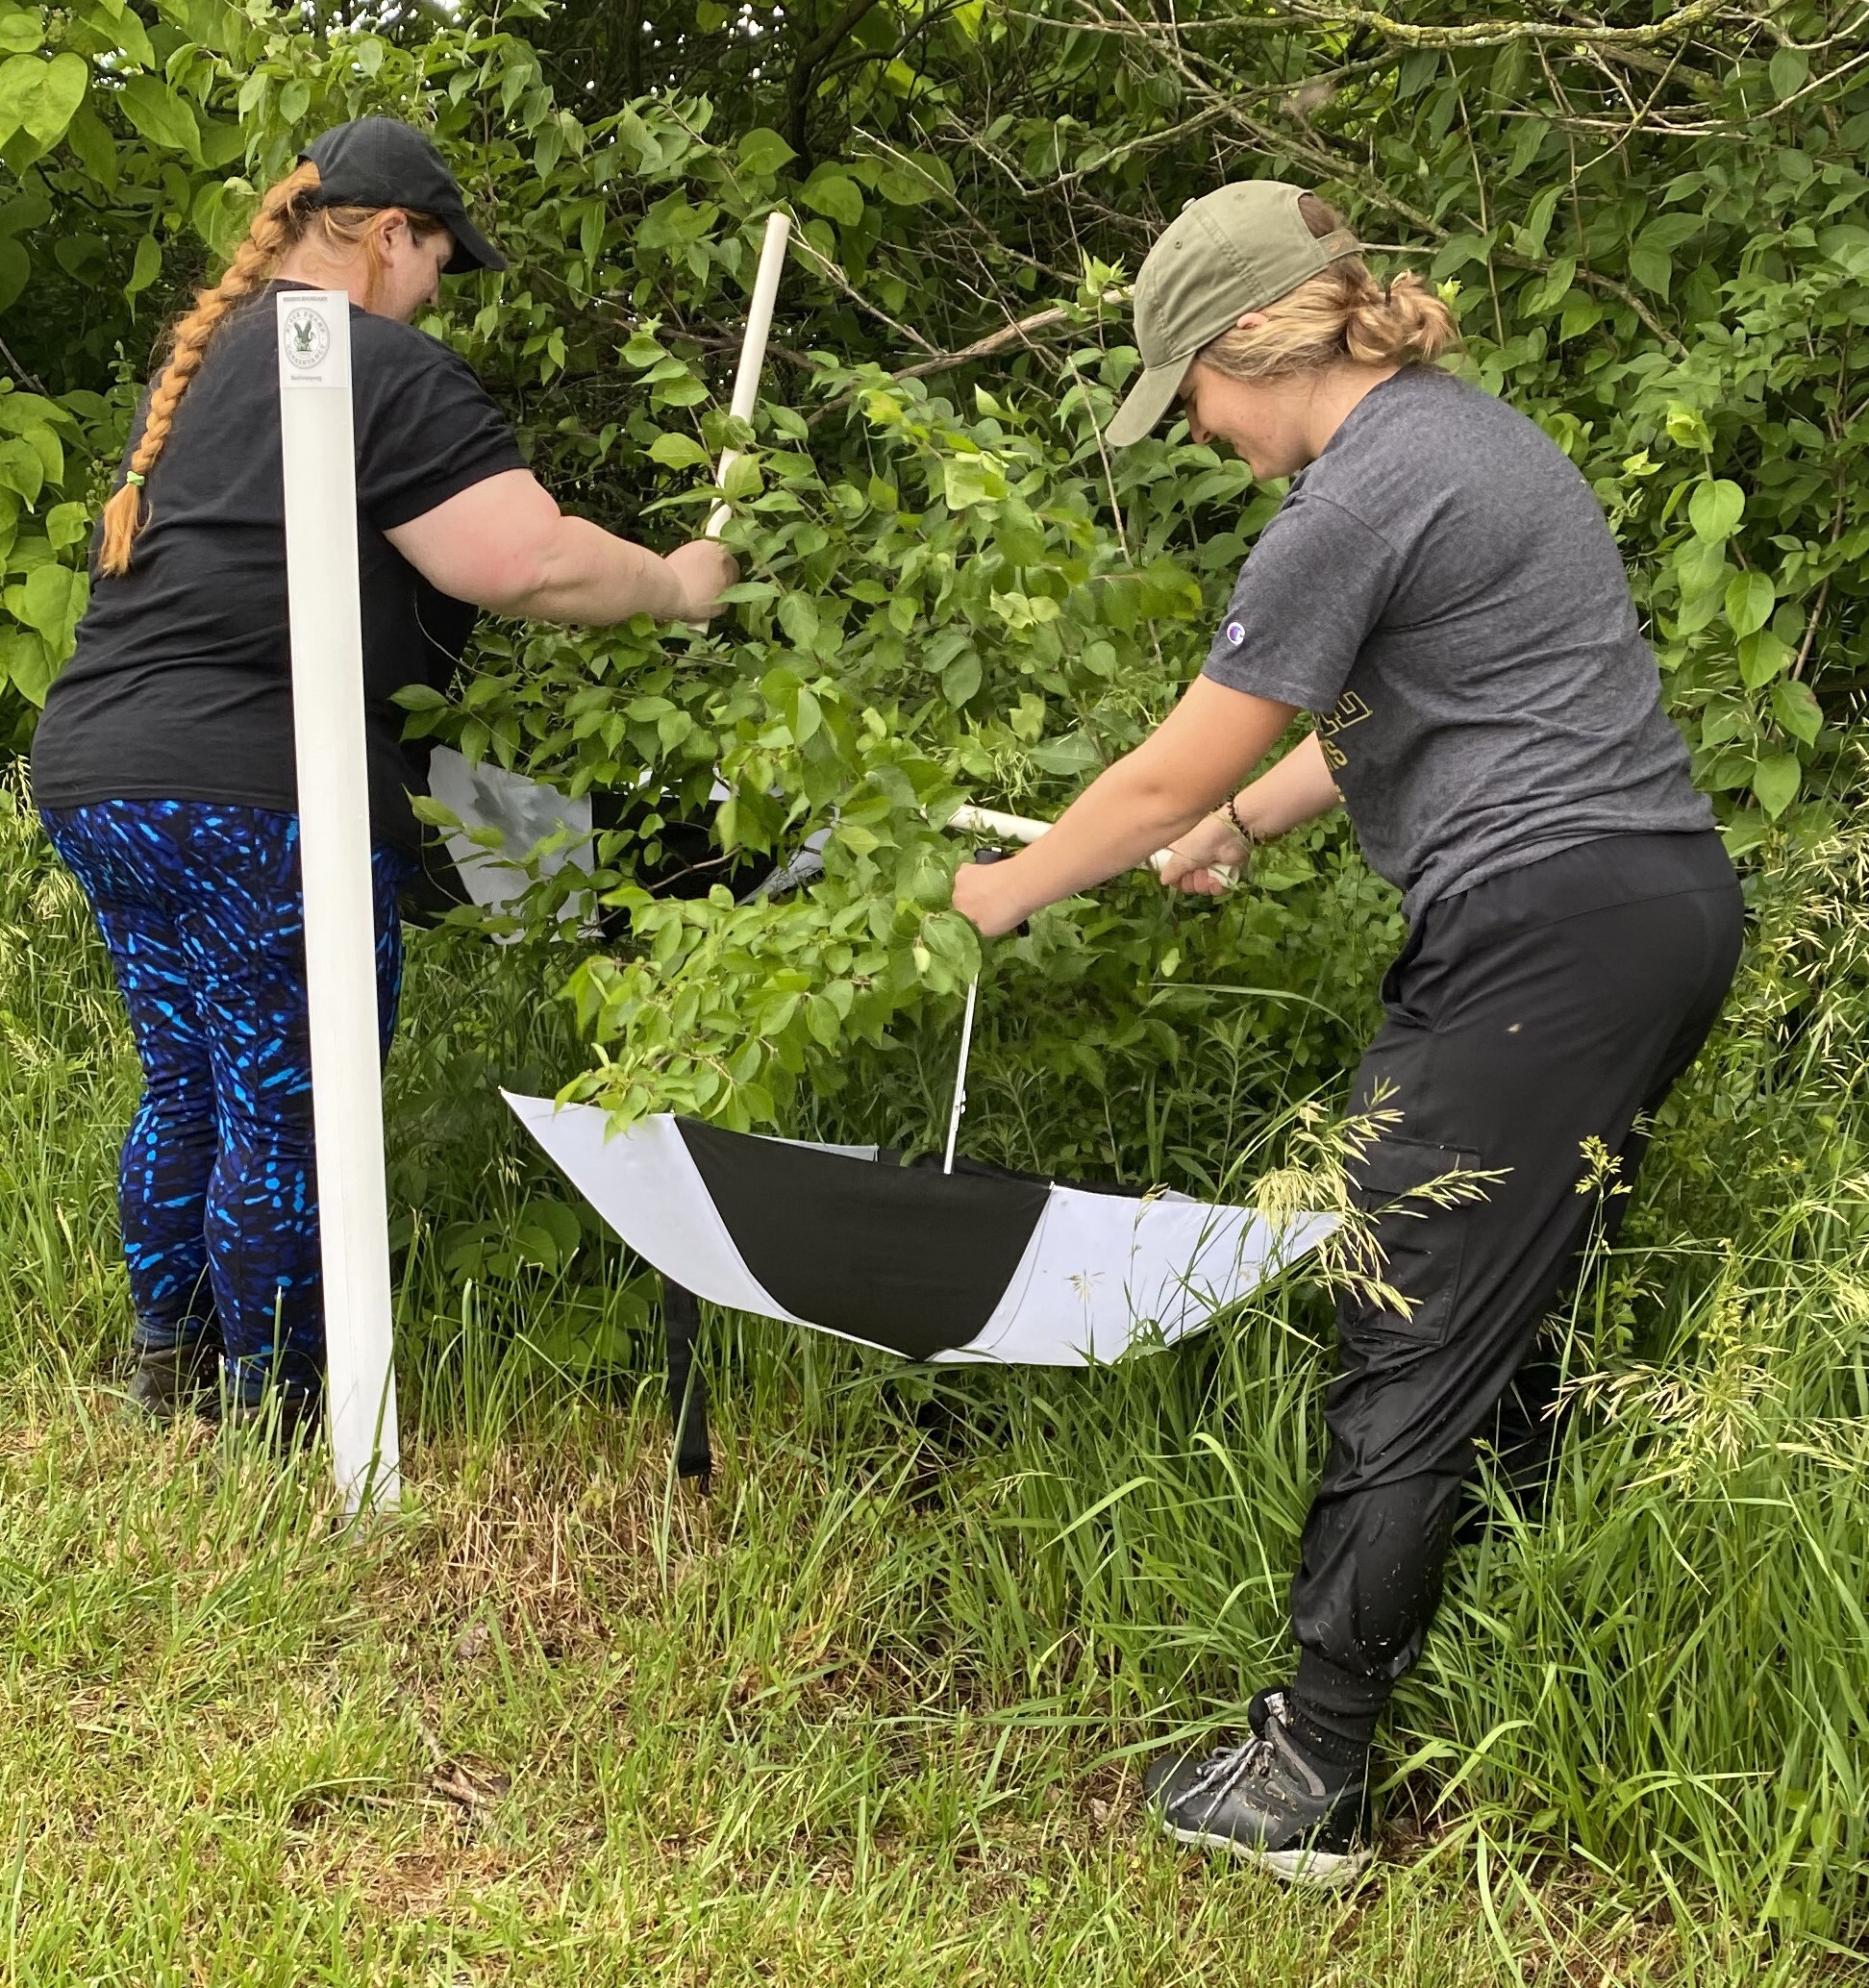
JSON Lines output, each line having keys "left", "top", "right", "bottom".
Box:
{"left": 1224, "top": 620, "right": 1245, "bottom": 646}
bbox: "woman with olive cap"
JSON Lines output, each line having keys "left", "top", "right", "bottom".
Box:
{"left": 31, "top": 118, "right": 736, "bottom": 1439}
{"left": 953, "top": 181, "right": 1739, "bottom": 1882}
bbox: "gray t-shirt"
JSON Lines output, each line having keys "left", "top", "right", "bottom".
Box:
{"left": 1202, "top": 365, "right": 1712, "bottom": 923}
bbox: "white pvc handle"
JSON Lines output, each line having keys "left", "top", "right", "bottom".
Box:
{"left": 947, "top": 803, "right": 1222, "bottom": 882}
{"left": 706, "top": 211, "right": 792, "bottom": 539}
{"left": 276, "top": 291, "right": 399, "bottom": 1515}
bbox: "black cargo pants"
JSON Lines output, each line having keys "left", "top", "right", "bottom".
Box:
{"left": 1289, "top": 832, "right": 1744, "bottom": 1734}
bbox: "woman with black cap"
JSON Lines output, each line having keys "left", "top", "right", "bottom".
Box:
{"left": 31, "top": 118, "right": 736, "bottom": 1438}
{"left": 952, "top": 180, "right": 1740, "bottom": 1883}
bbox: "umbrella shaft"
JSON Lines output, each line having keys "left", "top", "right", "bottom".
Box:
{"left": 949, "top": 804, "right": 1187, "bottom": 881}
{"left": 942, "top": 977, "right": 979, "bottom": 1175}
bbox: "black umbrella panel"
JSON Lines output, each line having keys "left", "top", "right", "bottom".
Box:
{"left": 504, "top": 1093, "right": 1336, "bottom": 1366}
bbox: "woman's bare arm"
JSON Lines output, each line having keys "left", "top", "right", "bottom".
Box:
{"left": 1159, "top": 731, "right": 1342, "bottom": 895}
{"left": 952, "top": 676, "right": 1297, "bottom": 936}
{"left": 1235, "top": 731, "right": 1341, "bottom": 836}
{"left": 385, "top": 469, "right": 735, "bottom": 624}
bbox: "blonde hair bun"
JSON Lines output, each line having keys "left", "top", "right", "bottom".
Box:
{"left": 1198, "top": 194, "right": 1459, "bottom": 384}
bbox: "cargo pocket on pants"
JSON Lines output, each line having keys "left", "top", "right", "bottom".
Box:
{"left": 1342, "top": 1135, "right": 1484, "bottom": 1349}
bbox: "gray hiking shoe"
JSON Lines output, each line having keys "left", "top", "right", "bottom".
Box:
{"left": 1142, "top": 1697, "right": 1372, "bottom": 1887}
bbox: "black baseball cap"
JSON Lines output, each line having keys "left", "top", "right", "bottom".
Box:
{"left": 299, "top": 117, "right": 506, "bottom": 276}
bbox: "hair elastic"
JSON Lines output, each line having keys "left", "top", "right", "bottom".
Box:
{"left": 124, "top": 470, "right": 146, "bottom": 487}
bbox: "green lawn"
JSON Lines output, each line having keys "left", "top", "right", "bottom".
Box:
{"left": 3, "top": 786, "right": 1865, "bottom": 1985}
{"left": 1, "top": 1385, "right": 1832, "bottom": 1987}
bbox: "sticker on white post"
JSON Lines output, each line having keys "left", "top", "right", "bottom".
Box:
{"left": 276, "top": 290, "right": 400, "bottom": 1513}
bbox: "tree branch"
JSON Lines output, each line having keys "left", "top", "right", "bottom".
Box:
{"left": 788, "top": 0, "right": 888, "bottom": 160}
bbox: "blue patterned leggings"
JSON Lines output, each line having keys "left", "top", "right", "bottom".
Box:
{"left": 40, "top": 800, "right": 413, "bottom": 1404}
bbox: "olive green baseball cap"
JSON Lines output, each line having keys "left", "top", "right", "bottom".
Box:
{"left": 1106, "top": 181, "right": 1361, "bottom": 447}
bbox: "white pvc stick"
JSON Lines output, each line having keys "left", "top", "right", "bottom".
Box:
{"left": 706, "top": 211, "right": 792, "bottom": 539}
{"left": 941, "top": 976, "right": 979, "bottom": 1175}
{"left": 948, "top": 803, "right": 1217, "bottom": 882}
{"left": 276, "top": 291, "right": 399, "bottom": 1515}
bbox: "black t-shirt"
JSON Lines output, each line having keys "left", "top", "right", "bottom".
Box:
{"left": 31, "top": 280, "right": 525, "bottom": 853}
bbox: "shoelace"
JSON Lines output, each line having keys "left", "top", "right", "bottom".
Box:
{"left": 1184, "top": 1732, "right": 1280, "bottom": 1804}
{"left": 1183, "top": 1717, "right": 1329, "bottom": 1813}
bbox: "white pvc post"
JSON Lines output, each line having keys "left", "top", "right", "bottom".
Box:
{"left": 706, "top": 211, "right": 792, "bottom": 539}
{"left": 276, "top": 290, "right": 399, "bottom": 1514}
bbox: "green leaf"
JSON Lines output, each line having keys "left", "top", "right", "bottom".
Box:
{"left": 1768, "top": 47, "right": 1808, "bottom": 100}
{"left": 647, "top": 430, "right": 709, "bottom": 470}
{"left": 44, "top": 500, "right": 87, "bottom": 549}
{"left": 1664, "top": 403, "right": 1711, "bottom": 451}
{"left": 1430, "top": 233, "right": 1490, "bottom": 281}
{"left": 1771, "top": 678, "right": 1823, "bottom": 745}
{"left": 1521, "top": 256, "right": 1575, "bottom": 317}
{"left": 942, "top": 455, "right": 1005, "bottom": 509}
{"left": 0, "top": 189, "right": 45, "bottom": 238}
{"left": 1724, "top": 570, "right": 1777, "bottom": 639}
{"left": 736, "top": 126, "right": 794, "bottom": 178}
{"left": 393, "top": 683, "right": 451, "bottom": 714}
{"left": 1752, "top": 752, "right": 1800, "bottom": 820}
{"left": 1029, "top": 733, "right": 1102, "bottom": 777}
{"left": 96, "top": 1, "right": 155, "bottom": 66}
{"left": 189, "top": 182, "right": 237, "bottom": 254}
{"left": 940, "top": 649, "right": 982, "bottom": 705}
{"left": 0, "top": 50, "right": 85, "bottom": 153}
{"left": 0, "top": 434, "right": 42, "bottom": 505}
{"left": 64, "top": 102, "right": 112, "bottom": 185}
{"left": 1558, "top": 291, "right": 1603, "bottom": 343}
{"left": 1737, "top": 630, "right": 1792, "bottom": 689}
{"left": 1688, "top": 479, "right": 1744, "bottom": 541}
{"left": 876, "top": 155, "right": 950, "bottom": 206}
{"left": 0, "top": 624, "right": 47, "bottom": 703}
{"left": 117, "top": 73, "right": 200, "bottom": 159}
{"left": 1519, "top": 185, "right": 1562, "bottom": 259}
{"left": 800, "top": 166, "right": 862, "bottom": 228}
{"left": 0, "top": 236, "right": 26, "bottom": 315}
{"left": 31, "top": 49, "right": 82, "bottom": 144}
{"left": 1627, "top": 245, "right": 1670, "bottom": 297}
{"left": 0, "top": 9, "right": 41, "bottom": 55}
{"left": 777, "top": 591, "right": 819, "bottom": 650}
{"left": 16, "top": 558, "right": 80, "bottom": 647}
{"left": 1674, "top": 535, "right": 1727, "bottom": 607}
{"left": 198, "top": 117, "right": 243, "bottom": 170}
{"left": 124, "top": 231, "right": 161, "bottom": 299}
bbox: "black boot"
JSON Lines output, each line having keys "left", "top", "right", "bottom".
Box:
{"left": 123, "top": 1339, "right": 222, "bottom": 1423}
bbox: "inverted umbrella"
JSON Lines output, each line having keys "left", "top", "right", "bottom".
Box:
{"left": 506, "top": 1092, "right": 1332, "bottom": 1367}
{"left": 506, "top": 837, "right": 1332, "bottom": 1482}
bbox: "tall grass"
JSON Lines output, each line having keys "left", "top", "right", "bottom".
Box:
{"left": 2, "top": 779, "right": 1867, "bottom": 1980}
